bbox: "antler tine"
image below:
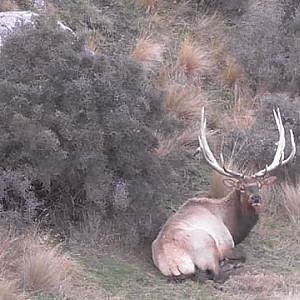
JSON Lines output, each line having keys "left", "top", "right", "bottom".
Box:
{"left": 198, "top": 107, "right": 244, "bottom": 179}
{"left": 220, "top": 151, "right": 245, "bottom": 177}
{"left": 252, "top": 108, "right": 295, "bottom": 178}
{"left": 281, "top": 129, "right": 296, "bottom": 165}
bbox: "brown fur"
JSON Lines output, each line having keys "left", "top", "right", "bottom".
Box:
{"left": 152, "top": 177, "right": 275, "bottom": 281}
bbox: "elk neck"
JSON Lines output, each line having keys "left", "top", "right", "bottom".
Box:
{"left": 221, "top": 189, "right": 259, "bottom": 245}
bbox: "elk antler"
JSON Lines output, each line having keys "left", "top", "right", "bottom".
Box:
{"left": 251, "top": 108, "right": 296, "bottom": 178}
{"left": 196, "top": 107, "right": 296, "bottom": 179}
{"left": 196, "top": 107, "right": 244, "bottom": 179}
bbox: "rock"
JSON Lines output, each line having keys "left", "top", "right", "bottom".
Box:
{"left": 0, "top": 11, "right": 94, "bottom": 55}
{"left": 33, "top": 0, "right": 45, "bottom": 10}
{"left": 0, "top": 11, "right": 37, "bottom": 47}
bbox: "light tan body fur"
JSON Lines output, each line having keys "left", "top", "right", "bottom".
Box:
{"left": 152, "top": 190, "right": 256, "bottom": 278}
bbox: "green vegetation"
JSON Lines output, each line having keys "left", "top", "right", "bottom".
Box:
{"left": 0, "top": 0, "right": 299, "bottom": 299}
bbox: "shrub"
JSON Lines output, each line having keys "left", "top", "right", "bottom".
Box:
{"left": 231, "top": 1, "right": 300, "bottom": 93}
{"left": 0, "top": 17, "right": 194, "bottom": 247}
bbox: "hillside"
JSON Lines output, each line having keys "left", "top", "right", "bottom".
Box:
{"left": 0, "top": 0, "right": 299, "bottom": 299}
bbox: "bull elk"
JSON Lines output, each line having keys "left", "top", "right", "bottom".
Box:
{"left": 152, "top": 107, "right": 296, "bottom": 282}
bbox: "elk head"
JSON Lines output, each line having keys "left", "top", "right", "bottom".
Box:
{"left": 196, "top": 107, "right": 296, "bottom": 212}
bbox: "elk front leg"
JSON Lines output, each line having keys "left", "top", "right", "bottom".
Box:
{"left": 225, "top": 246, "right": 246, "bottom": 262}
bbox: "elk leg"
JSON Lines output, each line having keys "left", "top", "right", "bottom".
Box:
{"left": 190, "top": 269, "right": 213, "bottom": 283}
{"left": 225, "top": 246, "right": 246, "bottom": 262}
{"left": 167, "top": 274, "right": 188, "bottom": 283}
{"left": 213, "top": 270, "right": 230, "bottom": 284}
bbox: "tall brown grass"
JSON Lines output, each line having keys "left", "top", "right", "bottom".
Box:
{"left": 219, "top": 56, "right": 243, "bottom": 87}
{"left": 21, "top": 242, "right": 73, "bottom": 294}
{"left": 177, "top": 38, "right": 213, "bottom": 76}
{"left": 281, "top": 182, "right": 300, "bottom": 224}
{"left": 130, "top": 36, "right": 165, "bottom": 68}
{"left": 0, "top": 280, "right": 18, "bottom": 300}
{"left": 0, "top": 229, "right": 103, "bottom": 299}
{"left": 165, "top": 83, "right": 206, "bottom": 122}
{"left": 134, "top": 0, "right": 158, "bottom": 11}
{"left": 154, "top": 135, "right": 177, "bottom": 158}
{"left": 193, "top": 13, "right": 227, "bottom": 68}
{"left": 87, "top": 29, "right": 103, "bottom": 54}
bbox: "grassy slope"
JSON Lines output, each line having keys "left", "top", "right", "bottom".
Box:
{"left": 52, "top": 1, "right": 299, "bottom": 299}
{"left": 2, "top": 1, "right": 299, "bottom": 299}
{"left": 79, "top": 214, "right": 300, "bottom": 300}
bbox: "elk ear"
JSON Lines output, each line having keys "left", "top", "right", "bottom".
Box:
{"left": 260, "top": 176, "right": 277, "bottom": 187}
{"left": 223, "top": 178, "right": 239, "bottom": 188}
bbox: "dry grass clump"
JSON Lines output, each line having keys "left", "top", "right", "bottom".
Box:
{"left": 219, "top": 56, "right": 243, "bottom": 87}
{"left": 0, "top": 280, "right": 18, "bottom": 300}
{"left": 165, "top": 83, "right": 207, "bottom": 122}
{"left": 134, "top": 0, "right": 158, "bottom": 11}
{"left": 0, "top": 0, "right": 18, "bottom": 11}
{"left": 219, "top": 81, "right": 255, "bottom": 130}
{"left": 193, "top": 13, "right": 228, "bottom": 65}
{"left": 87, "top": 29, "right": 103, "bottom": 54}
{"left": 281, "top": 182, "right": 300, "bottom": 224}
{"left": 21, "top": 242, "right": 74, "bottom": 294}
{"left": 193, "top": 13, "right": 227, "bottom": 45}
{"left": 130, "top": 36, "right": 165, "bottom": 68}
{"left": 0, "top": 228, "right": 101, "bottom": 299}
{"left": 177, "top": 38, "right": 213, "bottom": 75}
{"left": 176, "top": 126, "right": 200, "bottom": 147}
{"left": 222, "top": 106, "right": 256, "bottom": 130}
{"left": 154, "top": 135, "right": 177, "bottom": 158}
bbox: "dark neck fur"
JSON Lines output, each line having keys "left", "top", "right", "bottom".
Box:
{"left": 223, "top": 190, "right": 259, "bottom": 245}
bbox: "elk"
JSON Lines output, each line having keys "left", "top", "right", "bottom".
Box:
{"left": 152, "top": 107, "right": 296, "bottom": 282}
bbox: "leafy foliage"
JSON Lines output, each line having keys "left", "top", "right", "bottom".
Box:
{"left": 231, "top": 1, "right": 300, "bottom": 93}
{"left": 0, "top": 17, "right": 192, "bottom": 246}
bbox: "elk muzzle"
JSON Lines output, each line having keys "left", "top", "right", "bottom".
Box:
{"left": 249, "top": 194, "right": 262, "bottom": 212}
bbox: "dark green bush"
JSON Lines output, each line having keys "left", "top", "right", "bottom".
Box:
{"left": 0, "top": 17, "right": 193, "bottom": 246}
{"left": 231, "top": 1, "right": 300, "bottom": 94}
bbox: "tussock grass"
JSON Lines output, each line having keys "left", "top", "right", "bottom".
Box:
{"left": 0, "top": 280, "right": 18, "bottom": 300}
{"left": 223, "top": 106, "right": 256, "bottom": 130}
{"left": 154, "top": 135, "right": 177, "bottom": 158}
{"left": 193, "top": 13, "right": 228, "bottom": 66}
{"left": 281, "top": 182, "right": 300, "bottom": 224}
{"left": 219, "top": 81, "right": 255, "bottom": 130}
{"left": 0, "top": 0, "right": 18, "bottom": 11}
{"left": 176, "top": 126, "right": 199, "bottom": 147}
{"left": 165, "top": 83, "right": 207, "bottom": 121}
{"left": 193, "top": 13, "right": 227, "bottom": 44}
{"left": 177, "top": 38, "right": 213, "bottom": 75}
{"left": 21, "top": 242, "right": 73, "bottom": 294}
{"left": 87, "top": 29, "right": 102, "bottom": 54}
{"left": 134, "top": 0, "right": 158, "bottom": 11}
{"left": 220, "top": 56, "right": 243, "bottom": 87}
{"left": 0, "top": 228, "right": 103, "bottom": 299}
{"left": 131, "top": 36, "right": 165, "bottom": 68}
